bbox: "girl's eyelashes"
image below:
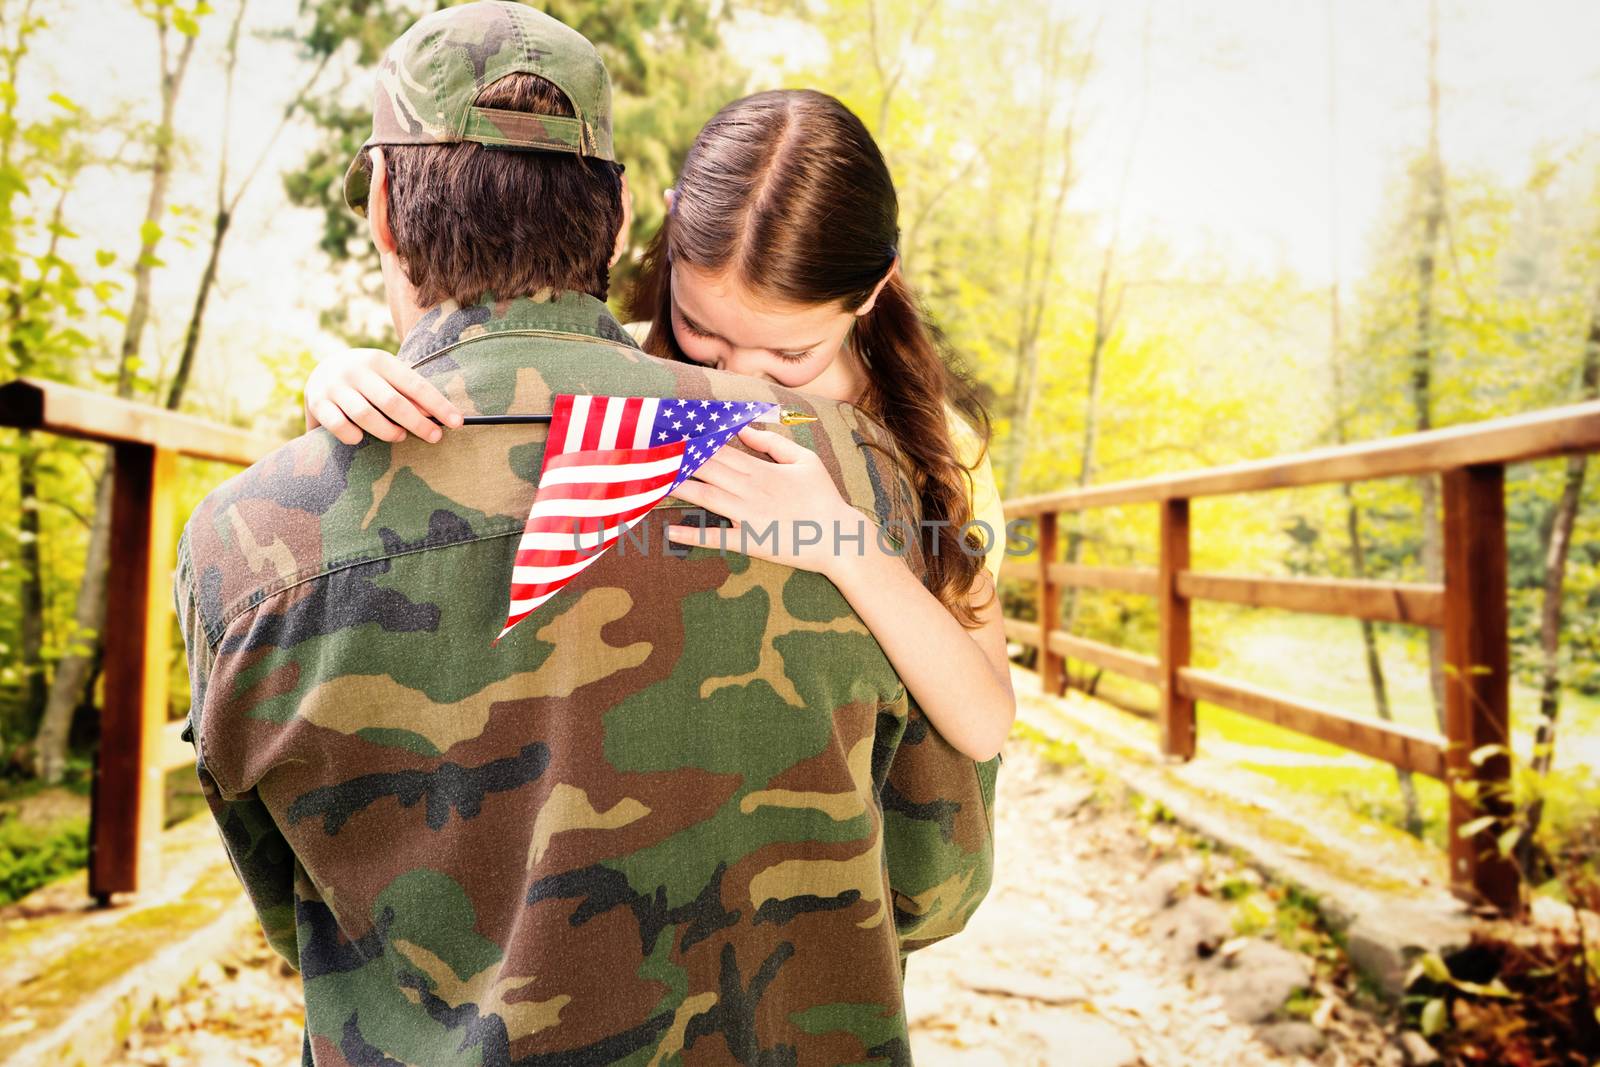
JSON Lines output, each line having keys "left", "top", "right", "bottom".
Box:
{"left": 675, "top": 304, "right": 812, "bottom": 362}
{"left": 680, "top": 316, "right": 715, "bottom": 339}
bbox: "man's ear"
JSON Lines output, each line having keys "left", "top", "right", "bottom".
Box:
{"left": 855, "top": 256, "right": 899, "bottom": 317}
{"left": 609, "top": 172, "right": 634, "bottom": 269}
{"left": 367, "top": 147, "right": 399, "bottom": 257}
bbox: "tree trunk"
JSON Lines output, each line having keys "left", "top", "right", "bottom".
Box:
{"left": 33, "top": 23, "right": 196, "bottom": 781}
{"left": 167, "top": 0, "right": 251, "bottom": 412}
{"left": 33, "top": 470, "right": 112, "bottom": 781}
{"left": 11, "top": 188, "right": 74, "bottom": 737}
{"left": 17, "top": 432, "right": 45, "bottom": 724}
{"left": 164, "top": 209, "right": 229, "bottom": 410}
{"left": 1000, "top": 15, "right": 1101, "bottom": 498}
{"left": 1061, "top": 12, "right": 1145, "bottom": 680}
{"left": 1413, "top": 0, "right": 1447, "bottom": 734}
{"left": 1343, "top": 481, "right": 1424, "bottom": 835}
{"left": 1323, "top": 2, "right": 1420, "bottom": 834}
{"left": 1060, "top": 262, "right": 1114, "bottom": 649}
{"left": 1516, "top": 284, "right": 1600, "bottom": 877}
{"left": 999, "top": 18, "right": 1063, "bottom": 497}
{"left": 114, "top": 28, "right": 195, "bottom": 400}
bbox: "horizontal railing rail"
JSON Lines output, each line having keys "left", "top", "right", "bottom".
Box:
{"left": 1003, "top": 398, "right": 1600, "bottom": 917}
{"left": 1006, "top": 398, "right": 1600, "bottom": 514}
{"left": 0, "top": 377, "right": 281, "bottom": 903}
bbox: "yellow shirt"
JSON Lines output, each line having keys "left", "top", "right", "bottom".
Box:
{"left": 946, "top": 408, "right": 1006, "bottom": 580}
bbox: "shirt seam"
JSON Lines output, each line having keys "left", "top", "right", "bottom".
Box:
{"left": 408, "top": 328, "right": 639, "bottom": 371}
{"left": 210, "top": 501, "right": 736, "bottom": 639}
{"left": 215, "top": 522, "right": 527, "bottom": 636}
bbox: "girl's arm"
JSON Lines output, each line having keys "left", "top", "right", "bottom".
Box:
{"left": 667, "top": 426, "right": 1015, "bottom": 761}
{"left": 828, "top": 534, "right": 1014, "bottom": 761}
{"left": 303, "top": 348, "right": 462, "bottom": 446}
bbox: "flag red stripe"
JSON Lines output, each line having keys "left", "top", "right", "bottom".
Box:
{"left": 530, "top": 470, "right": 677, "bottom": 503}
{"left": 541, "top": 440, "right": 684, "bottom": 471}
{"left": 544, "top": 394, "right": 573, "bottom": 467}
{"left": 616, "top": 396, "right": 642, "bottom": 449}
{"left": 579, "top": 398, "right": 606, "bottom": 450}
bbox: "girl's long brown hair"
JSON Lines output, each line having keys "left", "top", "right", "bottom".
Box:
{"left": 626, "top": 89, "right": 992, "bottom": 624}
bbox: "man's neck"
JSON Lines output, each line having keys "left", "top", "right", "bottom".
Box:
{"left": 381, "top": 253, "right": 427, "bottom": 343}
{"left": 393, "top": 305, "right": 428, "bottom": 343}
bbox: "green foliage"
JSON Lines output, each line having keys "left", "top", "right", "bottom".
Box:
{"left": 0, "top": 815, "right": 87, "bottom": 904}
{"left": 0, "top": 0, "right": 116, "bottom": 743}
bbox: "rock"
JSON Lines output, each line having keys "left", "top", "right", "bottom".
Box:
{"left": 903, "top": 981, "right": 948, "bottom": 1027}
{"left": 1398, "top": 1030, "right": 1440, "bottom": 1065}
{"left": 194, "top": 961, "right": 227, "bottom": 988}
{"left": 1149, "top": 894, "right": 1233, "bottom": 963}
{"left": 1054, "top": 785, "right": 1095, "bottom": 820}
{"left": 1201, "top": 939, "right": 1312, "bottom": 1023}
{"left": 1345, "top": 902, "right": 1472, "bottom": 997}
{"left": 1255, "top": 1020, "right": 1325, "bottom": 1057}
{"left": 957, "top": 964, "right": 1088, "bottom": 1006}
{"left": 1017, "top": 1014, "right": 1140, "bottom": 1067}
{"left": 1138, "top": 859, "right": 1193, "bottom": 911}
{"left": 910, "top": 1041, "right": 1014, "bottom": 1067}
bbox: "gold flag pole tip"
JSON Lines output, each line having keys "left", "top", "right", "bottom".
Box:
{"left": 778, "top": 410, "right": 818, "bottom": 425}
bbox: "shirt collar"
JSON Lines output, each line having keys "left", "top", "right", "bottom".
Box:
{"left": 398, "top": 290, "right": 638, "bottom": 368}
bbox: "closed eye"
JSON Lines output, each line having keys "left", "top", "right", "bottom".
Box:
{"left": 679, "top": 314, "right": 716, "bottom": 340}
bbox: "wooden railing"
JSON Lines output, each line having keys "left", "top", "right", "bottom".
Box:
{"left": 0, "top": 377, "right": 280, "bottom": 904}
{"left": 1002, "top": 399, "right": 1600, "bottom": 916}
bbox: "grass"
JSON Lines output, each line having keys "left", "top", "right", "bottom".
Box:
{"left": 0, "top": 766, "right": 210, "bottom": 906}
{"left": 0, "top": 817, "right": 89, "bottom": 904}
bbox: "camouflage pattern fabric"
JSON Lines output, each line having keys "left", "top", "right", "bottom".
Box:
{"left": 344, "top": 0, "right": 615, "bottom": 214}
{"left": 177, "top": 290, "right": 998, "bottom": 1066}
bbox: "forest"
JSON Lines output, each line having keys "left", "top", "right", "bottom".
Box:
{"left": 0, "top": 0, "right": 1596, "bottom": 923}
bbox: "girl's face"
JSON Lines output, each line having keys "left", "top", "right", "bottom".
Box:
{"left": 669, "top": 262, "right": 874, "bottom": 404}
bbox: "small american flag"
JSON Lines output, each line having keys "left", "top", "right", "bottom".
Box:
{"left": 498, "top": 394, "right": 782, "bottom": 640}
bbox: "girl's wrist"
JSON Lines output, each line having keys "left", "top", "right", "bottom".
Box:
{"left": 824, "top": 516, "right": 894, "bottom": 588}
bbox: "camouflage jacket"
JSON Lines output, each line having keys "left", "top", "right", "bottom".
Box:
{"left": 176, "top": 291, "right": 998, "bottom": 1067}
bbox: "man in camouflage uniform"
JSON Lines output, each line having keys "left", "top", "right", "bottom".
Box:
{"left": 176, "top": 4, "right": 995, "bottom": 1064}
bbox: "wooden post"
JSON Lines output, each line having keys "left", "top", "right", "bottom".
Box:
{"left": 1159, "top": 498, "right": 1196, "bottom": 760}
{"left": 1037, "top": 512, "right": 1064, "bottom": 695}
{"left": 91, "top": 444, "right": 177, "bottom": 903}
{"left": 1441, "top": 464, "right": 1521, "bottom": 916}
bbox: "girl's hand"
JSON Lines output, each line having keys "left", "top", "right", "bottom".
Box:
{"left": 666, "top": 426, "right": 866, "bottom": 576}
{"left": 305, "top": 348, "right": 463, "bottom": 446}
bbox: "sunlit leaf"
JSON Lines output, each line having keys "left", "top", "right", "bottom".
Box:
{"left": 1417, "top": 952, "right": 1451, "bottom": 984}
{"left": 1469, "top": 744, "right": 1507, "bottom": 766}
{"left": 1420, "top": 998, "right": 1447, "bottom": 1037}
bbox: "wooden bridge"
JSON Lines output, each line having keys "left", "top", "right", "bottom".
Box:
{"left": 4, "top": 375, "right": 1600, "bottom": 919}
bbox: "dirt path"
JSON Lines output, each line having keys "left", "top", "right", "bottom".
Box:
{"left": 110, "top": 744, "right": 1405, "bottom": 1066}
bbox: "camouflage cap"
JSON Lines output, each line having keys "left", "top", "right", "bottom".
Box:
{"left": 343, "top": 0, "right": 615, "bottom": 216}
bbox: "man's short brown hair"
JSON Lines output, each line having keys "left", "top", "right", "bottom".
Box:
{"left": 362, "top": 74, "right": 624, "bottom": 307}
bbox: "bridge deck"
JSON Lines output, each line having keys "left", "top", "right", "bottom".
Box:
{"left": 0, "top": 816, "right": 252, "bottom": 1066}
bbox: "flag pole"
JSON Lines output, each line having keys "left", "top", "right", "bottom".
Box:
{"left": 453, "top": 409, "right": 818, "bottom": 426}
